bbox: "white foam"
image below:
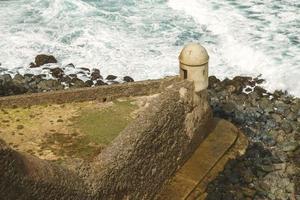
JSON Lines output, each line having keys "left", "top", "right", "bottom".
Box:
{"left": 0, "top": 0, "right": 299, "bottom": 96}
{"left": 168, "top": 0, "right": 300, "bottom": 96}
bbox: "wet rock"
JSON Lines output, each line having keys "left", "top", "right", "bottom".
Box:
{"left": 85, "top": 80, "right": 93, "bottom": 87}
{"left": 50, "top": 67, "right": 64, "bottom": 79}
{"left": 70, "top": 78, "right": 86, "bottom": 88}
{"left": 0, "top": 74, "right": 12, "bottom": 84}
{"left": 95, "top": 80, "right": 107, "bottom": 86}
{"left": 34, "top": 54, "right": 57, "bottom": 67}
{"left": 91, "top": 69, "right": 102, "bottom": 80}
{"left": 64, "top": 63, "right": 75, "bottom": 68}
{"left": 281, "top": 141, "right": 298, "bottom": 152}
{"left": 59, "top": 76, "right": 72, "bottom": 84}
{"left": 69, "top": 74, "right": 77, "bottom": 78}
{"left": 106, "top": 75, "right": 117, "bottom": 80}
{"left": 123, "top": 76, "right": 134, "bottom": 82}
{"left": 37, "top": 79, "right": 63, "bottom": 91}
{"left": 79, "top": 67, "right": 90, "bottom": 72}
{"left": 281, "top": 120, "right": 293, "bottom": 133}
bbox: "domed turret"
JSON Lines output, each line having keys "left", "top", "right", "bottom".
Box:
{"left": 179, "top": 43, "right": 209, "bottom": 92}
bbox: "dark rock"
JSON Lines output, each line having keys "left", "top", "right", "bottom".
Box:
{"left": 69, "top": 74, "right": 77, "bottom": 78}
{"left": 91, "top": 69, "right": 102, "bottom": 80}
{"left": 95, "top": 80, "right": 107, "bottom": 86}
{"left": 79, "top": 67, "right": 90, "bottom": 72}
{"left": 13, "top": 74, "right": 25, "bottom": 83}
{"left": 232, "top": 76, "right": 252, "bottom": 86}
{"left": 85, "top": 80, "right": 93, "bottom": 87}
{"left": 208, "top": 76, "right": 221, "bottom": 86}
{"left": 123, "top": 76, "right": 134, "bottom": 83}
{"left": 106, "top": 75, "right": 117, "bottom": 80}
{"left": 64, "top": 63, "right": 75, "bottom": 68}
{"left": 0, "top": 74, "right": 12, "bottom": 84}
{"left": 70, "top": 78, "right": 86, "bottom": 88}
{"left": 37, "top": 79, "right": 63, "bottom": 91}
{"left": 34, "top": 54, "right": 57, "bottom": 67}
{"left": 29, "top": 62, "right": 36, "bottom": 68}
{"left": 59, "top": 76, "right": 72, "bottom": 85}
{"left": 281, "top": 120, "right": 293, "bottom": 133}
{"left": 245, "top": 87, "right": 252, "bottom": 92}
{"left": 50, "top": 67, "right": 64, "bottom": 79}
{"left": 254, "top": 86, "right": 267, "bottom": 97}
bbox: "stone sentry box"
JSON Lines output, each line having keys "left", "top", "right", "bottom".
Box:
{"left": 179, "top": 43, "right": 209, "bottom": 92}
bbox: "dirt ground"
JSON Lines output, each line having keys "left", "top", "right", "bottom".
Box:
{"left": 0, "top": 95, "right": 157, "bottom": 162}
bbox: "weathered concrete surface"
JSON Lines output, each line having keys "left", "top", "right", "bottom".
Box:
{"left": 0, "top": 80, "right": 212, "bottom": 199}
{"left": 0, "top": 76, "right": 178, "bottom": 108}
{"left": 157, "top": 118, "right": 248, "bottom": 200}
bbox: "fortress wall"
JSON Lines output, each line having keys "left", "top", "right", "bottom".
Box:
{"left": 0, "top": 80, "right": 213, "bottom": 199}
{"left": 88, "top": 81, "right": 213, "bottom": 199}
{"left": 0, "top": 76, "right": 179, "bottom": 108}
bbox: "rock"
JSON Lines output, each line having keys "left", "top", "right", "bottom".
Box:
{"left": 37, "top": 79, "right": 63, "bottom": 91}
{"left": 70, "top": 78, "right": 86, "bottom": 88}
{"left": 123, "top": 76, "right": 134, "bottom": 82}
{"left": 91, "top": 69, "right": 102, "bottom": 80}
{"left": 0, "top": 74, "right": 12, "bottom": 84}
{"left": 69, "top": 74, "right": 77, "bottom": 78}
{"left": 208, "top": 76, "right": 220, "bottom": 87}
{"left": 85, "top": 80, "right": 93, "bottom": 87}
{"left": 29, "top": 62, "right": 36, "bottom": 68}
{"left": 34, "top": 54, "right": 57, "bottom": 67}
{"left": 242, "top": 187, "right": 256, "bottom": 198}
{"left": 64, "top": 63, "right": 75, "bottom": 68}
{"left": 95, "top": 80, "right": 107, "bottom": 86}
{"left": 232, "top": 76, "right": 252, "bottom": 86}
{"left": 254, "top": 86, "right": 267, "bottom": 97}
{"left": 281, "top": 141, "right": 298, "bottom": 152}
{"left": 59, "top": 76, "right": 72, "bottom": 84}
{"left": 50, "top": 67, "right": 64, "bottom": 79}
{"left": 106, "top": 75, "right": 117, "bottom": 80}
{"left": 79, "top": 67, "right": 90, "bottom": 72}
{"left": 271, "top": 113, "right": 282, "bottom": 123}
{"left": 12, "top": 74, "right": 25, "bottom": 84}
{"left": 281, "top": 121, "right": 293, "bottom": 133}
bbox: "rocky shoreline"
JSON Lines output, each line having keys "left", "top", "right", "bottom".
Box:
{"left": 0, "top": 54, "right": 134, "bottom": 97}
{"left": 0, "top": 56, "right": 299, "bottom": 200}
{"left": 206, "top": 76, "right": 299, "bottom": 200}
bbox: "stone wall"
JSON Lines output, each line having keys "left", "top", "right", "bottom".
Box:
{"left": 0, "top": 80, "right": 213, "bottom": 199}
{"left": 0, "top": 76, "right": 178, "bottom": 108}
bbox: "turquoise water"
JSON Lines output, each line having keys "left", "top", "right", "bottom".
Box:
{"left": 0, "top": 0, "right": 299, "bottom": 96}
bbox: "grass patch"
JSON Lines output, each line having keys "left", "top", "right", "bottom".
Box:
{"left": 72, "top": 99, "right": 137, "bottom": 145}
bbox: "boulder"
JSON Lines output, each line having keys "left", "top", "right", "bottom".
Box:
{"left": 91, "top": 69, "right": 102, "bottom": 80}
{"left": 95, "top": 80, "right": 107, "bottom": 86}
{"left": 70, "top": 78, "right": 87, "bottom": 88}
{"left": 33, "top": 54, "right": 57, "bottom": 67}
{"left": 123, "top": 76, "right": 134, "bottom": 82}
{"left": 37, "top": 79, "right": 63, "bottom": 91}
{"left": 50, "top": 67, "right": 64, "bottom": 79}
{"left": 106, "top": 75, "right": 117, "bottom": 80}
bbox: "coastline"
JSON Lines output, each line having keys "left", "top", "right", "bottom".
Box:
{"left": 0, "top": 56, "right": 299, "bottom": 199}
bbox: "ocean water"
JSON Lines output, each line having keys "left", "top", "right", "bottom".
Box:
{"left": 0, "top": 0, "right": 299, "bottom": 96}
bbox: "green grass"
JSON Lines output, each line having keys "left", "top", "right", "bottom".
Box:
{"left": 73, "top": 99, "right": 137, "bottom": 145}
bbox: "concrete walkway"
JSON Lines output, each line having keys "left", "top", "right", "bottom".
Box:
{"left": 158, "top": 118, "right": 248, "bottom": 200}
